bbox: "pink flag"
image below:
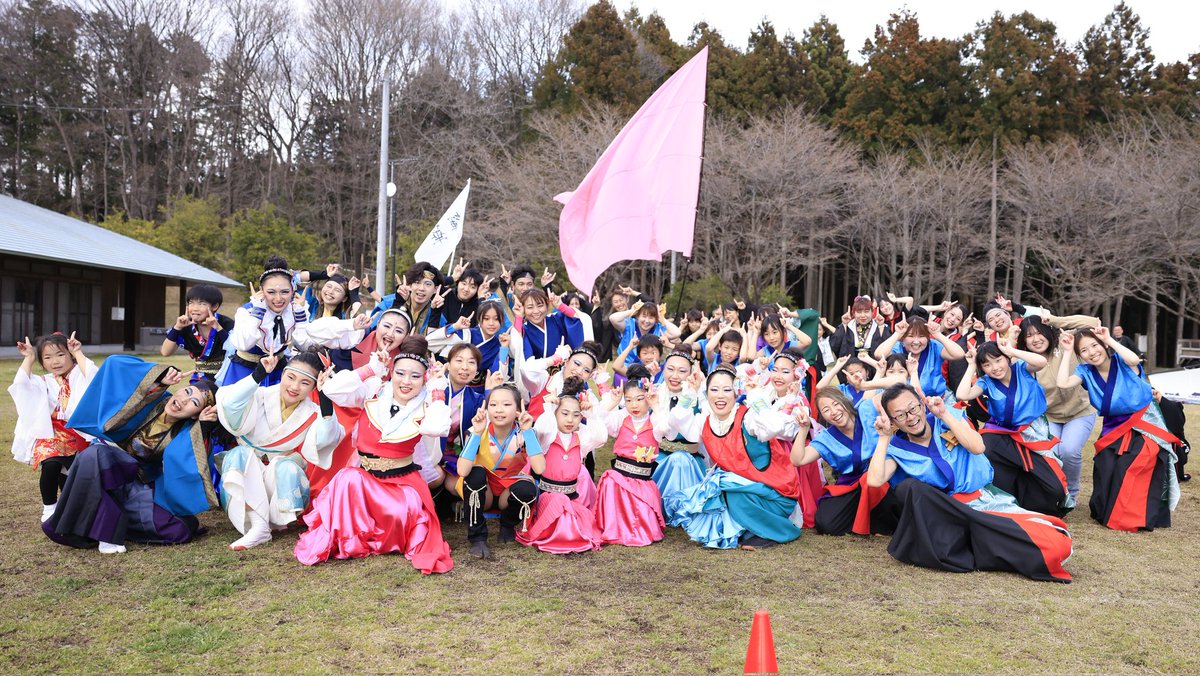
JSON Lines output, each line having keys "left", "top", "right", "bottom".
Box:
{"left": 555, "top": 47, "right": 708, "bottom": 295}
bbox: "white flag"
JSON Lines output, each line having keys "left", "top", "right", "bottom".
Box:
{"left": 414, "top": 179, "right": 470, "bottom": 270}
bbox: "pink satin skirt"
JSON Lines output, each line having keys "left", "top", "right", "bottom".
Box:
{"left": 594, "top": 469, "right": 665, "bottom": 546}
{"left": 293, "top": 467, "right": 454, "bottom": 574}
{"left": 517, "top": 490, "right": 602, "bottom": 554}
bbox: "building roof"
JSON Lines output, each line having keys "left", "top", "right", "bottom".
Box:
{"left": 0, "top": 194, "right": 241, "bottom": 286}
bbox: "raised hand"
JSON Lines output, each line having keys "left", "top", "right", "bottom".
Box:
{"left": 906, "top": 354, "right": 919, "bottom": 375}
{"left": 431, "top": 286, "right": 451, "bottom": 309}
{"left": 498, "top": 331, "right": 510, "bottom": 348}
{"left": 928, "top": 318, "right": 943, "bottom": 336}
{"left": 794, "top": 405, "right": 810, "bottom": 427}
{"left": 548, "top": 292, "right": 562, "bottom": 309}
{"left": 353, "top": 313, "right": 372, "bottom": 330}
{"left": 553, "top": 343, "right": 572, "bottom": 362}
{"left": 374, "top": 347, "right": 392, "bottom": 366}
{"left": 348, "top": 276, "right": 361, "bottom": 290}
{"left": 198, "top": 405, "right": 219, "bottom": 422}
{"left": 452, "top": 257, "right": 468, "bottom": 279}
{"left": 485, "top": 369, "right": 505, "bottom": 390}
{"left": 174, "top": 314, "right": 192, "bottom": 330}
{"left": 873, "top": 415, "right": 895, "bottom": 438}
{"left": 161, "top": 368, "right": 194, "bottom": 387}
{"left": 834, "top": 354, "right": 850, "bottom": 369}
{"left": 511, "top": 301, "right": 524, "bottom": 318}
{"left": 470, "top": 408, "right": 488, "bottom": 435}
{"left": 201, "top": 313, "right": 220, "bottom": 330}
{"left": 453, "top": 314, "right": 472, "bottom": 331}
{"left": 317, "top": 366, "right": 334, "bottom": 391}
{"left": 925, "top": 396, "right": 947, "bottom": 417}
{"left": 686, "top": 366, "right": 704, "bottom": 391}
{"left": 541, "top": 267, "right": 556, "bottom": 287}
{"left": 995, "top": 293, "right": 1012, "bottom": 311}
{"left": 517, "top": 411, "right": 535, "bottom": 431}
{"left": 841, "top": 306, "right": 852, "bottom": 325}
{"left": 734, "top": 299, "right": 746, "bottom": 310}
{"left": 846, "top": 371, "right": 864, "bottom": 389}
{"left": 500, "top": 264, "right": 511, "bottom": 284}
{"left": 397, "top": 275, "right": 410, "bottom": 300}
{"left": 1094, "top": 326, "right": 1110, "bottom": 342}
{"left": 66, "top": 331, "right": 82, "bottom": 355}
{"left": 479, "top": 275, "right": 495, "bottom": 298}
{"left": 428, "top": 361, "right": 447, "bottom": 382}
{"left": 657, "top": 303, "right": 668, "bottom": 318}
{"left": 544, "top": 395, "right": 560, "bottom": 410}
{"left": 1059, "top": 332, "right": 1074, "bottom": 351}
{"left": 16, "top": 336, "right": 33, "bottom": 360}
{"left": 326, "top": 263, "right": 341, "bottom": 277}
{"left": 249, "top": 281, "right": 262, "bottom": 302}
{"left": 260, "top": 354, "right": 280, "bottom": 374}
{"left": 629, "top": 299, "right": 645, "bottom": 314}
{"left": 965, "top": 345, "right": 977, "bottom": 362}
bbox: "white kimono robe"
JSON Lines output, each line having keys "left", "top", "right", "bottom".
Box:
{"left": 9, "top": 360, "right": 96, "bottom": 464}
{"left": 216, "top": 375, "right": 343, "bottom": 532}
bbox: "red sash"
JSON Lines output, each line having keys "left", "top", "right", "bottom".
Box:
{"left": 1094, "top": 406, "right": 1178, "bottom": 457}
{"left": 824, "top": 474, "right": 891, "bottom": 535}
{"left": 982, "top": 424, "right": 1066, "bottom": 489}
{"left": 702, "top": 407, "right": 801, "bottom": 500}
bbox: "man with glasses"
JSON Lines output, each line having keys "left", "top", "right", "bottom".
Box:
{"left": 864, "top": 384, "right": 1075, "bottom": 583}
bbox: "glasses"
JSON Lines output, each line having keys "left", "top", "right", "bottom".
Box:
{"left": 890, "top": 403, "right": 924, "bottom": 423}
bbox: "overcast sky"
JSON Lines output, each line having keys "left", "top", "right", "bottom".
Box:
{"left": 608, "top": 0, "right": 1199, "bottom": 65}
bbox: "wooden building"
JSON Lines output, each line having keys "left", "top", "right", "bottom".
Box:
{"left": 0, "top": 194, "right": 239, "bottom": 356}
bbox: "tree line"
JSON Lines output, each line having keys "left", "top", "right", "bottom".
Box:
{"left": 1, "top": 0, "right": 1198, "bottom": 366}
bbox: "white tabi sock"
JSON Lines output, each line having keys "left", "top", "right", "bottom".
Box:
{"left": 228, "top": 510, "right": 272, "bottom": 551}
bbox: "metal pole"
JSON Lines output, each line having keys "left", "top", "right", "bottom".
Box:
{"left": 388, "top": 163, "right": 396, "bottom": 283}
{"left": 375, "top": 80, "right": 390, "bottom": 292}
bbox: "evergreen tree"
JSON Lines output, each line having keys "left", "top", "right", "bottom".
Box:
{"left": 533, "top": 0, "right": 650, "bottom": 113}
{"left": 835, "top": 11, "right": 974, "bottom": 149}
{"left": 1079, "top": 2, "right": 1156, "bottom": 122}
{"left": 964, "top": 11, "right": 1084, "bottom": 144}
{"left": 801, "top": 16, "right": 857, "bottom": 119}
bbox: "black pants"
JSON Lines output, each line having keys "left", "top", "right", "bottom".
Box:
{"left": 39, "top": 456, "right": 75, "bottom": 505}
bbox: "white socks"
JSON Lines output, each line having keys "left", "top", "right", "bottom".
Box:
{"left": 41, "top": 503, "right": 56, "bottom": 522}
{"left": 229, "top": 511, "right": 272, "bottom": 551}
{"left": 98, "top": 541, "right": 126, "bottom": 554}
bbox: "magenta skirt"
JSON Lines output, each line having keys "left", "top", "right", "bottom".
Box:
{"left": 594, "top": 469, "right": 665, "bottom": 546}
{"left": 293, "top": 467, "right": 453, "bottom": 574}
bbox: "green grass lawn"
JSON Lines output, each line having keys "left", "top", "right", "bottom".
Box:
{"left": 1, "top": 355, "right": 1198, "bottom": 673}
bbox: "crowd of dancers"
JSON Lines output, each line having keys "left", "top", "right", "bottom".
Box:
{"left": 11, "top": 256, "right": 1191, "bottom": 582}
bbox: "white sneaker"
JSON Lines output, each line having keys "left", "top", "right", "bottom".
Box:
{"left": 41, "top": 504, "right": 56, "bottom": 522}
{"left": 98, "top": 541, "right": 127, "bottom": 554}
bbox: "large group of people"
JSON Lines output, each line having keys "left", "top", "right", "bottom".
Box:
{"left": 9, "top": 255, "right": 1191, "bottom": 582}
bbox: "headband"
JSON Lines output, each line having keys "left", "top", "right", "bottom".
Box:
{"left": 259, "top": 267, "right": 291, "bottom": 283}
{"left": 772, "top": 351, "right": 801, "bottom": 366}
{"left": 393, "top": 352, "right": 429, "bottom": 369}
{"left": 282, "top": 365, "right": 319, "bottom": 381}
{"left": 666, "top": 349, "right": 695, "bottom": 365}
{"left": 570, "top": 345, "right": 600, "bottom": 366}
{"left": 419, "top": 270, "right": 438, "bottom": 281}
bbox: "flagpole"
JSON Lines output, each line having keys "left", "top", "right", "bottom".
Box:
{"left": 374, "top": 80, "right": 390, "bottom": 292}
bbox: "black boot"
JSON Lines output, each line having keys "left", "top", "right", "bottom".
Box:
{"left": 499, "top": 479, "right": 537, "bottom": 544}
{"left": 463, "top": 467, "right": 490, "bottom": 558}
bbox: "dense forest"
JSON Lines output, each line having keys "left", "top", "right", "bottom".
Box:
{"left": 1, "top": 0, "right": 1198, "bottom": 366}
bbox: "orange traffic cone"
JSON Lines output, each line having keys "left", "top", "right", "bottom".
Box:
{"left": 743, "top": 609, "right": 778, "bottom": 674}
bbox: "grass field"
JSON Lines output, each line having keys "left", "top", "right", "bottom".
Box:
{"left": 1, "top": 355, "right": 1198, "bottom": 673}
